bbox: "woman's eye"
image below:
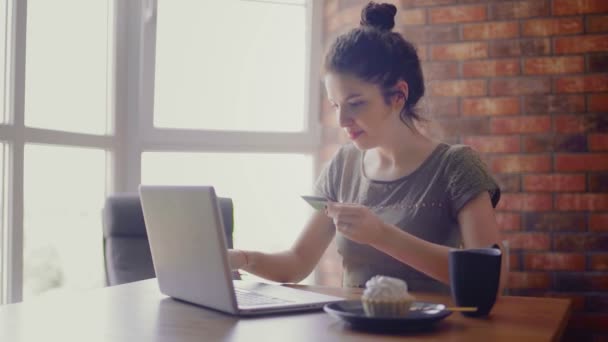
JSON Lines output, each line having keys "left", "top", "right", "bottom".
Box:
{"left": 349, "top": 101, "right": 364, "bottom": 108}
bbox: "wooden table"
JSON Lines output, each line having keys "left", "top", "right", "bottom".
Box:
{"left": 0, "top": 279, "right": 570, "bottom": 341}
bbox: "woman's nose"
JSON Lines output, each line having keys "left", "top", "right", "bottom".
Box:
{"left": 337, "top": 109, "right": 353, "bottom": 127}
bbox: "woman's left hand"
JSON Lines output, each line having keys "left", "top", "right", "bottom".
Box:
{"left": 325, "top": 202, "right": 387, "bottom": 245}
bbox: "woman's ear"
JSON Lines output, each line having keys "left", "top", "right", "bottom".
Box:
{"left": 391, "top": 80, "right": 409, "bottom": 109}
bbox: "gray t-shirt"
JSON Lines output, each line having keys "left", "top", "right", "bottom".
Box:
{"left": 315, "top": 142, "right": 500, "bottom": 293}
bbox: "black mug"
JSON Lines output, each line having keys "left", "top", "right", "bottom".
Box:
{"left": 449, "top": 244, "right": 502, "bottom": 317}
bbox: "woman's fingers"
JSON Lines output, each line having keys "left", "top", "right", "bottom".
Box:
{"left": 326, "top": 202, "right": 369, "bottom": 235}
{"left": 334, "top": 214, "right": 361, "bottom": 233}
{"left": 336, "top": 224, "right": 351, "bottom": 234}
{"left": 334, "top": 211, "right": 359, "bottom": 220}
{"left": 332, "top": 214, "right": 358, "bottom": 228}
{"left": 326, "top": 202, "right": 362, "bottom": 218}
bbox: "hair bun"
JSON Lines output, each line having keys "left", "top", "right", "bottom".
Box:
{"left": 360, "top": 2, "right": 397, "bottom": 32}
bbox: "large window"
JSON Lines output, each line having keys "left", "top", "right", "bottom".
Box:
{"left": 141, "top": 0, "right": 321, "bottom": 284}
{"left": 0, "top": 0, "right": 321, "bottom": 303}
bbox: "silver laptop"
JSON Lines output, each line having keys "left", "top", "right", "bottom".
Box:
{"left": 138, "top": 185, "right": 344, "bottom": 316}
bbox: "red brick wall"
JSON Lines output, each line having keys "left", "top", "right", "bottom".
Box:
{"left": 318, "top": 0, "right": 608, "bottom": 340}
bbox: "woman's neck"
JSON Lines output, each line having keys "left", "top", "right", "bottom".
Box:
{"left": 362, "top": 121, "right": 439, "bottom": 182}
{"left": 374, "top": 123, "right": 435, "bottom": 168}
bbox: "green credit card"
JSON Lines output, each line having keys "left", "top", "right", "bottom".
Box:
{"left": 301, "top": 195, "right": 328, "bottom": 211}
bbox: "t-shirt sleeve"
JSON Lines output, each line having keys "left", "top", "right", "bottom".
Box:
{"left": 314, "top": 158, "right": 339, "bottom": 202}
{"left": 314, "top": 146, "right": 347, "bottom": 202}
{"left": 446, "top": 146, "right": 501, "bottom": 219}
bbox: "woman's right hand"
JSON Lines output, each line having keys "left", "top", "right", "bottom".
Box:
{"left": 227, "top": 249, "right": 248, "bottom": 270}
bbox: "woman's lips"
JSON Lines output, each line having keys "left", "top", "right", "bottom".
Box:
{"left": 347, "top": 130, "right": 364, "bottom": 140}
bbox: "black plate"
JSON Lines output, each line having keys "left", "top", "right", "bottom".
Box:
{"left": 324, "top": 300, "right": 452, "bottom": 333}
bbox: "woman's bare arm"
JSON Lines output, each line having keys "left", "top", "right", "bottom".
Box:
{"left": 228, "top": 211, "right": 335, "bottom": 283}
{"left": 457, "top": 192, "right": 508, "bottom": 294}
{"left": 369, "top": 192, "right": 504, "bottom": 288}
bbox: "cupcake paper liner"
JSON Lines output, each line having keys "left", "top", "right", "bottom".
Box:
{"left": 361, "top": 297, "right": 414, "bottom": 317}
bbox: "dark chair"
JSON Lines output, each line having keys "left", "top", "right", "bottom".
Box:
{"left": 102, "top": 193, "right": 235, "bottom": 286}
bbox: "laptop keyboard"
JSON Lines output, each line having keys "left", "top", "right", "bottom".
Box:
{"left": 235, "top": 288, "right": 293, "bottom": 306}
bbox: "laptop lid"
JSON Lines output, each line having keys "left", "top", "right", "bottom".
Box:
{"left": 139, "top": 185, "right": 344, "bottom": 316}
{"left": 139, "top": 185, "right": 239, "bottom": 314}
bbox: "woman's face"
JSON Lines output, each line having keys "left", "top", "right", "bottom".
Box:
{"left": 324, "top": 72, "right": 398, "bottom": 150}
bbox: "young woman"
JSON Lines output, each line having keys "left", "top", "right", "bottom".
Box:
{"left": 228, "top": 2, "right": 503, "bottom": 293}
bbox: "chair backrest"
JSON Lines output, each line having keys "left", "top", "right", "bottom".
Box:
{"left": 102, "top": 193, "right": 234, "bottom": 286}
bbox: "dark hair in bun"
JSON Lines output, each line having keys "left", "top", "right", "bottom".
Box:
{"left": 324, "top": 1, "right": 426, "bottom": 127}
{"left": 360, "top": 2, "right": 396, "bottom": 32}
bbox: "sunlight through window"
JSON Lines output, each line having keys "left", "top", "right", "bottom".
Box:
{"left": 153, "top": 0, "right": 306, "bottom": 132}
{"left": 23, "top": 144, "right": 106, "bottom": 298}
{"left": 142, "top": 151, "right": 315, "bottom": 254}
{"left": 24, "top": 0, "right": 111, "bottom": 134}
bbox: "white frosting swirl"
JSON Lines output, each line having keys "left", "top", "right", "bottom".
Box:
{"left": 362, "top": 275, "right": 409, "bottom": 300}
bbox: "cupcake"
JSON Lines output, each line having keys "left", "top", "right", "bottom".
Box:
{"left": 361, "top": 275, "right": 415, "bottom": 317}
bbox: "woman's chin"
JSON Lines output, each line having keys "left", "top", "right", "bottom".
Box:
{"left": 352, "top": 138, "right": 374, "bottom": 150}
